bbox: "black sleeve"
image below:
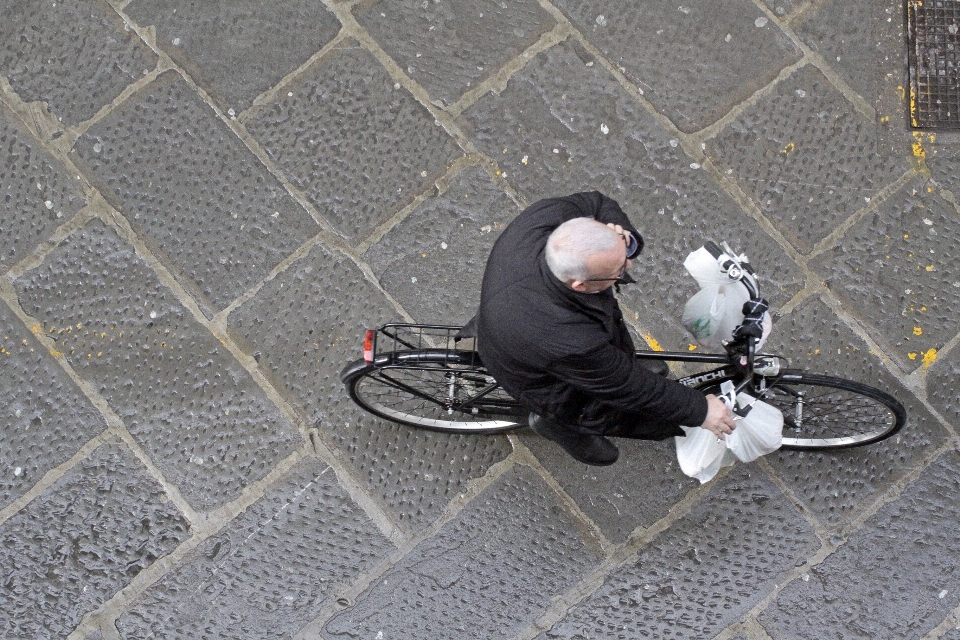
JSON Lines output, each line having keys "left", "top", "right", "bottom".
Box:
{"left": 552, "top": 343, "right": 709, "bottom": 426}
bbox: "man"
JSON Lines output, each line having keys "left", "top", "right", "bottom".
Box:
{"left": 476, "top": 191, "right": 735, "bottom": 466}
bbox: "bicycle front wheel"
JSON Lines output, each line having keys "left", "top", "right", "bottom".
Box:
{"left": 699, "top": 373, "right": 906, "bottom": 450}
{"left": 342, "top": 353, "right": 524, "bottom": 433}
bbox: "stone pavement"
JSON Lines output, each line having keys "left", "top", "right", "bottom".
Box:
{"left": 1, "top": 0, "right": 959, "bottom": 637}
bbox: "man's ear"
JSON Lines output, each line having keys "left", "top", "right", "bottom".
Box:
{"left": 569, "top": 280, "right": 587, "bottom": 292}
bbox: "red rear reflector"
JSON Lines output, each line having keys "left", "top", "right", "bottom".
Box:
{"left": 363, "top": 329, "right": 374, "bottom": 363}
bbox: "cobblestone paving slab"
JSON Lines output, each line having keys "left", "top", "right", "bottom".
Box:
{"left": 760, "top": 450, "right": 960, "bottom": 639}
{"left": 762, "top": 296, "right": 947, "bottom": 528}
{"left": 364, "top": 164, "right": 519, "bottom": 325}
{"left": 73, "top": 71, "right": 320, "bottom": 315}
{"left": 551, "top": 0, "right": 800, "bottom": 133}
{"left": 322, "top": 464, "right": 600, "bottom": 639}
{"left": 227, "top": 242, "right": 512, "bottom": 530}
{"left": 117, "top": 458, "right": 394, "bottom": 640}
{"left": 707, "top": 64, "right": 910, "bottom": 254}
{"left": 124, "top": 0, "right": 341, "bottom": 113}
{"left": 0, "top": 105, "right": 87, "bottom": 272}
{"left": 926, "top": 142, "right": 960, "bottom": 201}
{"left": 521, "top": 435, "right": 697, "bottom": 544}
{"left": 928, "top": 346, "right": 960, "bottom": 430}
{"left": 761, "top": 0, "right": 802, "bottom": 17}
{"left": 244, "top": 42, "right": 464, "bottom": 242}
{"left": 14, "top": 221, "right": 302, "bottom": 511}
{"left": 0, "top": 298, "right": 108, "bottom": 509}
{"left": 0, "top": 442, "right": 189, "bottom": 639}
{"left": 355, "top": 0, "right": 555, "bottom": 107}
{"left": 0, "top": 0, "right": 157, "bottom": 126}
{"left": 537, "top": 465, "right": 818, "bottom": 640}
{"left": 813, "top": 177, "right": 960, "bottom": 370}
{"left": 463, "top": 39, "right": 802, "bottom": 348}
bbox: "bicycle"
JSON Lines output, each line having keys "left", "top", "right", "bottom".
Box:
{"left": 340, "top": 241, "right": 906, "bottom": 451}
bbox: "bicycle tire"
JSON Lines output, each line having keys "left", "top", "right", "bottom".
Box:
{"left": 342, "top": 351, "right": 524, "bottom": 433}
{"left": 697, "top": 372, "right": 906, "bottom": 450}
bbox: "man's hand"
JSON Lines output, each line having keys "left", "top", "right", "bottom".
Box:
{"left": 700, "top": 394, "right": 737, "bottom": 440}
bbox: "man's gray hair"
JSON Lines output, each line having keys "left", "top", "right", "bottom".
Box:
{"left": 545, "top": 217, "right": 620, "bottom": 282}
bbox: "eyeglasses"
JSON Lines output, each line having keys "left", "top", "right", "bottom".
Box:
{"left": 583, "top": 233, "right": 631, "bottom": 283}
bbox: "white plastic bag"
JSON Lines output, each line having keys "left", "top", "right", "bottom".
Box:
{"left": 680, "top": 245, "right": 771, "bottom": 349}
{"left": 681, "top": 283, "right": 750, "bottom": 348}
{"left": 675, "top": 425, "right": 736, "bottom": 483}
{"left": 675, "top": 381, "right": 784, "bottom": 483}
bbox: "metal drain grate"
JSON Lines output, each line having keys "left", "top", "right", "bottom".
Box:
{"left": 908, "top": 0, "right": 960, "bottom": 129}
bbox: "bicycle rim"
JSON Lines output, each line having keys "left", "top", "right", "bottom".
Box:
{"left": 345, "top": 358, "right": 523, "bottom": 433}
{"left": 699, "top": 373, "right": 906, "bottom": 450}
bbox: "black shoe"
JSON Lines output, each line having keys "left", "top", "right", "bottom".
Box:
{"left": 528, "top": 413, "right": 619, "bottom": 466}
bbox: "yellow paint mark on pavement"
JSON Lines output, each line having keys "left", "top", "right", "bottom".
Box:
{"left": 908, "top": 352, "right": 917, "bottom": 360}
{"left": 781, "top": 142, "right": 795, "bottom": 156}
{"left": 913, "top": 326, "right": 923, "bottom": 335}
{"left": 643, "top": 334, "right": 664, "bottom": 351}
{"left": 922, "top": 348, "right": 937, "bottom": 368}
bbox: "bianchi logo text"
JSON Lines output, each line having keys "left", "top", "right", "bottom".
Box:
{"left": 679, "top": 369, "right": 730, "bottom": 387}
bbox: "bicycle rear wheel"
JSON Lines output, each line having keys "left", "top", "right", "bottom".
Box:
{"left": 698, "top": 373, "right": 906, "bottom": 450}
{"left": 342, "top": 352, "right": 524, "bottom": 433}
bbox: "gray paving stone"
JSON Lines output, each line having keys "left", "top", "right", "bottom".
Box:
{"left": 14, "top": 221, "right": 302, "bottom": 511}
{"left": 942, "top": 626, "right": 960, "bottom": 640}
{"left": 794, "top": 0, "right": 900, "bottom": 105}
{"left": 124, "top": 0, "right": 341, "bottom": 112}
{"left": 0, "top": 298, "right": 108, "bottom": 509}
{"left": 550, "top": 0, "right": 801, "bottom": 132}
{"left": 1, "top": 105, "right": 86, "bottom": 272}
{"left": 244, "top": 42, "right": 464, "bottom": 242}
{"left": 761, "top": 296, "right": 947, "bottom": 529}
{"left": 355, "top": 0, "right": 555, "bottom": 107}
{"left": 760, "top": 450, "right": 960, "bottom": 639}
{"left": 520, "top": 435, "right": 698, "bottom": 544}
{"left": 0, "top": 0, "right": 156, "bottom": 126}
{"left": 364, "top": 164, "right": 519, "bottom": 325}
{"left": 463, "top": 39, "right": 803, "bottom": 349}
{"left": 538, "top": 465, "right": 818, "bottom": 640}
{"left": 926, "top": 142, "right": 960, "bottom": 201}
{"left": 323, "top": 464, "right": 601, "bottom": 639}
{"left": 813, "top": 177, "right": 960, "bottom": 371}
{"left": 928, "top": 346, "right": 960, "bottom": 431}
{"left": 0, "top": 443, "right": 189, "bottom": 639}
{"left": 707, "top": 64, "right": 910, "bottom": 254}
{"left": 117, "top": 458, "right": 394, "bottom": 640}
{"left": 227, "top": 242, "right": 513, "bottom": 531}
{"left": 73, "top": 71, "right": 319, "bottom": 315}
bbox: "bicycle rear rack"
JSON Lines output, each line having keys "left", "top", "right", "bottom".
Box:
{"left": 370, "top": 323, "right": 483, "bottom": 370}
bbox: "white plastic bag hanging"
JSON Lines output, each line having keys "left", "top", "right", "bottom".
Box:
{"left": 675, "top": 381, "right": 784, "bottom": 483}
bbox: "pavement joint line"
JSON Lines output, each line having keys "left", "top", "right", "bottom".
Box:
{"left": 807, "top": 166, "right": 920, "bottom": 260}
{"left": 0, "top": 74, "right": 70, "bottom": 145}
{"left": 776, "top": 285, "right": 819, "bottom": 317}
{"left": 0, "top": 276, "right": 202, "bottom": 522}
{"left": 814, "top": 286, "right": 936, "bottom": 391}
{"left": 0, "top": 428, "right": 118, "bottom": 528}
{"left": 0, "top": 206, "right": 99, "bottom": 283}
{"left": 352, "top": 154, "right": 481, "bottom": 256}
{"left": 924, "top": 603, "right": 960, "bottom": 639}
{"left": 756, "top": 0, "right": 877, "bottom": 122}
{"left": 446, "top": 22, "right": 572, "bottom": 119}
{"left": 324, "top": 2, "right": 482, "bottom": 158}
{"left": 741, "top": 617, "right": 777, "bottom": 640}
{"left": 510, "top": 466, "right": 731, "bottom": 640}
{"left": 785, "top": 0, "right": 833, "bottom": 29}
{"left": 71, "top": 446, "right": 314, "bottom": 640}
{"left": 290, "top": 451, "right": 522, "bottom": 640}
{"left": 692, "top": 57, "right": 809, "bottom": 148}
{"left": 509, "top": 438, "right": 612, "bottom": 556}
{"left": 110, "top": 3, "right": 349, "bottom": 241}
{"left": 67, "top": 67, "right": 165, "bottom": 149}
{"left": 697, "top": 154, "right": 811, "bottom": 271}
{"left": 303, "top": 427, "right": 410, "bottom": 545}
{"left": 239, "top": 30, "right": 354, "bottom": 118}
{"left": 755, "top": 457, "right": 832, "bottom": 544}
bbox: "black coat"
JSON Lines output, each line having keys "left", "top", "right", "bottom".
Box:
{"left": 477, "top": 192, "right": 708, "bottom": 438}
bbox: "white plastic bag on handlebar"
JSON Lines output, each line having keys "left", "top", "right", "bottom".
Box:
{"left": 680, "top": 245, "right": 771, "bottom": 349}
{"left": 675, "top": 381, "right": 784, "bottom": 483}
